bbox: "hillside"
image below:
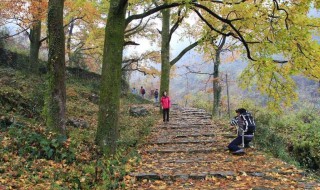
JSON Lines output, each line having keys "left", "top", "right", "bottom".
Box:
{"left": 0, "top": 64, "right": 158, "bottom": 189}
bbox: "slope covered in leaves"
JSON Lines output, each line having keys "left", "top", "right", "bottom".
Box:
{"left": 124, "top": 107, "right": 320, "bottom": 189}
{"left": 0, "top": 65, "right": 157, "bottom": 189}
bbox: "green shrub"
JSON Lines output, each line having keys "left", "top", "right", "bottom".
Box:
{"left": 290, "top": 110, "right": 320, "bottom": 170}
{"left": 255, "top": 123, "right": 297, "bottom": 165}
{"left": 6, "top": 124, "right": 76, "bottom": 163}
{"left": 253, "top": 106, "right": 320, "bottom": 171}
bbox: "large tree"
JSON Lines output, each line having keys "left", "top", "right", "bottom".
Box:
{"left": 96, "top": 0, "right": 320, "bottom": 154}
{"left": 46, "top": 0, "right": 66, "bottom": 135}
{"left": 159, "top": 6, "right": 202, "bottom": 101}
{"left": 95, "top": 0, "right": 127, "bottom": 155}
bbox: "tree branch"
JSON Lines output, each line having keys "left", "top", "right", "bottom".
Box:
{"left": 192, "top": 8, "right": 231, "bottom": 37}
{"left": 169, "top": 9, "right": 184, "bottom": 42}
{"left": 192, "top": 3, "right": 256, "bottom": 61}
{"left": 184, "top": 65, "right": 213, "bottom": 75}
{"left": 204, "top": 0, "right": 248, "bottom": 5}
{"left": 40, "top": 16, "right": 85, "bottom": 43}
{"left": 170, "top": 38, "right": 203, "bottom": 66}
{"left": 273, "top": 0, "right": 289, "bottom": 29}
{"left": 125, "top": 2, "right": 182, "bottom": 26}
{"left": 124, "top": 41, "right": 140, "bottom": 46}
{"left": 125, "top": 14, "right": 159, "bottom": 38}
{"left": 0, "top": 26, "right": 30, "bottom": 40}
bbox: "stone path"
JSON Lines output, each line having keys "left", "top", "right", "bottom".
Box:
{"left": 124, "top": 106, "right": 320, "bottom": 189}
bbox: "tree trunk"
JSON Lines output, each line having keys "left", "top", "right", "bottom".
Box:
{"left": 212, "top": 50, "right": 221, "bottom": 117}
{"left": 46, "top": 0, "right": 66, "bottom": 135}
{"left": 66, "top": 18, "right": 74, "bottom": 67}
{"left": 160, "top": 8, "right": 171, "bottom": 97}
{"left": 95, "top": 0, "right": 127, "bottom": 155}
{"left": 29, "top": 20, "right": 41, "bottom": 72}
{"left": 212, "top": 35, "right": 226, "bottom": 117}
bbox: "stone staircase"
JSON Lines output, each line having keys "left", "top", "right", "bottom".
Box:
{"left": 126, "top": 106, "right": 320, "bottom": 189}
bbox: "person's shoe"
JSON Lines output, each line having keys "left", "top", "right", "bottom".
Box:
{"left": 232, "top": 149, "right": 245, "bottom": 155}
{"left": 244, "top": 144, "right": 251, "bottom": 148}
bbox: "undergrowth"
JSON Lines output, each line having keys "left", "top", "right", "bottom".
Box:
{"left": 0, "top": 65, "right": 158, "bottom": 189}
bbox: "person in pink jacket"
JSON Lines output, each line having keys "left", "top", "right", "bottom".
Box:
{"left": 160, "top": 91, "right": 171, "bottom": 122}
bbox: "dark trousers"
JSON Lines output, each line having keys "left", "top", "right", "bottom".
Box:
{"left": 228, "top": 136, "right": 253, "bottom": 151}
{"left": 163, "top": 108, "right": 169, "bottom": 121}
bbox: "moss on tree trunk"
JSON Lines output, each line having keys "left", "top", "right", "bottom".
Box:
{"left": 29, "top": 20, "right": 41, "bottom": 72}
{"left": 95, "top": 0, "right": 127, "bottom": 156}
{"left": 212, "top": 35, "right": 225, "bottom": 117}
{"left": 160, "top": 8, "right": 171, "bottom": 97}
{"left": 212, "top": 50, "right": 221, "bottom": 117}
{"left": 45, "top": 0, "right": 66, "bottom": 136}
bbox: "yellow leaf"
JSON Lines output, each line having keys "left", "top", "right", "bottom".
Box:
{"left": 158, "top": 185, "right": 167, "bottom": 190}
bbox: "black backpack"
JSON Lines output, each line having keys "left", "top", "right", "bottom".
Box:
{"left": 240, "top": 112, "right": 256, "bottom": 134}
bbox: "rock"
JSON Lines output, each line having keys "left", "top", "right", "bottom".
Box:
{"left": 66, "top": 118, "right": 89, "bottom": 128}
{"left": 174, "top": 173, "right": 189, "bottom": 180}
{"left": 132, "top": 173, "right": 160, "bottom": 180}
{"left": 248, "top": 172, "right": 265, "bottom": 177}
{"left": 209, "top": 171, "right": 236, "bottom": 178}
{"left": 129, "top": 106, "right": 149, "bottom": 117}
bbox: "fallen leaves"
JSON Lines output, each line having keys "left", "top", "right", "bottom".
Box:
{"left": 123, "top": 108, "right": 320, "bottom": 189}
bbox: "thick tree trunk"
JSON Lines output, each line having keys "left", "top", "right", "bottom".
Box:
{"left": 46, "top": 0, "right": 66, "bottom": 135}
{"left": 212, "top": 50, "right": 221, "bottom": 117}
{"left": 29, "top": 20, "right": 41, "bottom": 72}
{"left": 95, "top": 0, "right": 127, "bottom": 155}
{"left": 160, "top": 8, "right": 171, "bottom": 97}
{"left": 66, "top": 18, "right": 74, "bottom": 67}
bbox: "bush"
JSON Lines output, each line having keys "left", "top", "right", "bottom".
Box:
{"left": 253, "top": 106, "right": 320, "bottom": 171}
{"left": 291, "top": 110, "right": 320, "bottom": 170}
{"left": 6, "top": 124, "right": 76, "bottom": 163}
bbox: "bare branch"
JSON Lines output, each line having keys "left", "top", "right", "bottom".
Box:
{"left": 125, "top": 14, "right": 159, "bottom": 38}
{"left": 124, "top": 41, "right": 140, "bottom": 46}
{"left": 0, "top": 26, "right": 30, "bottom": 40}
{"left": 170, "top": 38, "right": 203, "bottom": 66}
{"left": 40, "top": 16, "right": 85, "bottom": 43}
{"left": 184, "top": 66, "right": 213, "bottom": 75}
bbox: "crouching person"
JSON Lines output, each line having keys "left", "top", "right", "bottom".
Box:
{"left": 228, "top": 108, "right": 256, "bottom": 155}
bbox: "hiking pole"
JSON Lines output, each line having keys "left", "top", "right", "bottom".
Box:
{"left": 242, "top": 129, "right": 245, "bottom": 148}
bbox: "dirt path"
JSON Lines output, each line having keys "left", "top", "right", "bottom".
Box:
{"left": 124, "top": 106, "right": 320, "bottom": 189}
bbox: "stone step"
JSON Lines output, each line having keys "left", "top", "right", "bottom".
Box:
{"left": 146, "top": 148, "right": 216, "bottom": 154}
{"left": 148, "top": 139, "right": 215, "bottom": 145}
{"left": 173, "top": 133, "right": 215, "bottom": 137}
{"left": 159, "top": 123, "right": 212, "bottom": 126}
{"left": 149, "top": 135, "right": 215, "bottom": 144}
{"left": 152, "top": 127, "right": 215, "bottom": 133}
{"left": 159, "top": 125, "right": 213, "bottom": 129}
{"left": 130, "top": 171, "right": 269, "bottom": 181}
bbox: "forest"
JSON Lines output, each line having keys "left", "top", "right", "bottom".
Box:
{"left": 0, "top": 0, "right": 320, "bottom": 189}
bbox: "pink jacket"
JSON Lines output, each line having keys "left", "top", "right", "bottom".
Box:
{"left": 161, "top": 96, "right": 171, "bottom": 109}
